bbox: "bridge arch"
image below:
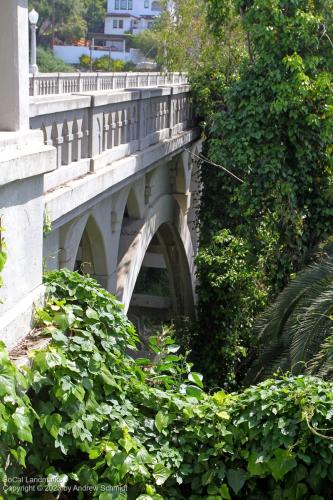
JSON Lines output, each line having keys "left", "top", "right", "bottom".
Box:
{"left": 60, "top": 213, "right": 108, "bottom": 287}
{"left": 116, "top": 194, "right": 195, "bottom": 317}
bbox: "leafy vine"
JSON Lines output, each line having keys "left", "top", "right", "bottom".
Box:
{"left": 1, "top": 270, "right": 333, "bottom": 498}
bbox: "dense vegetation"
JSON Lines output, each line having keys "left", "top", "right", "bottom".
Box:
{"left": 1, "top": 270, "right": 333, "bottom": 499}
{"left": 179, "top": 0, "right": 333, "bottom": 390}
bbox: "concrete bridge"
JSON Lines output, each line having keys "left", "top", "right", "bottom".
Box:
{"left": 0, "top": 1, "right": 201, "bottom": 347}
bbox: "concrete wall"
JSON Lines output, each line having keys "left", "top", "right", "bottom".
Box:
{"left": 54, "top": 45, "right": 132, "bottom": 64}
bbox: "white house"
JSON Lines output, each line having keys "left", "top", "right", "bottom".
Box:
{"left": 105, "top": 0, "right": 163, "bottom": 37}
{"left": 53, "top": 0, "right": 164, "bottom": 65}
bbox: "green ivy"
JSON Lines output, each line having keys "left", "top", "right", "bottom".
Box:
{"left": 192, "top": 229, "right": 267, "bottom": 389}
{"left": 1, "top": 271, "right": 333, "bottom": 498}
{"left": 190, "top": 0, "right": 333, "bottom": 389}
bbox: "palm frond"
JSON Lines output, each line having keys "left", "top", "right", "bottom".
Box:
{"left": 246, "top": 255, "right": 333, "bottom": 384}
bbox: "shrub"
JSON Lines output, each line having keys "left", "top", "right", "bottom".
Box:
{"left": 36, "top": 47, "right": 74, "bottom": 73}
{"left": 124, "top": 61, "right": 136, "bottom": 72}
{"left": 1, "top": 271, "right": 333, "bottom": 498}
{"left": 79, "top": 55, "right": 126, "bottom": 72}
{"left": 79, "top": 54, "right": 92, "bottom": 69}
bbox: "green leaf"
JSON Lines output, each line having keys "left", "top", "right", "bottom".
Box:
{"left": 11, "top": 407, "right": 32, "bottom": 443}
{"left": 0, "top": 363, "right": 16, "bottom": 397}
{"left": 10, "top": 446, "right": 27, "bottom": 467}
{"left": 137, "top": 448, "right": 153, "bottom": 465}
{"left": 86, "top": 307, "right": 99, "bottom": 320}
{"left": 155, "top": 411, "right": 169, "bottom": 433}
{"left": 220, "top": 484, "right": 231, "bottom": 500}
{"left": 268, "top": 449, "right": 297, "bottom": 480}
{"left": 247, "top": 452, "right": 268, "bottom": 476}
{"left": 100, "top": 365, "right": 122, "bottom": 392}
{"left": 53, "top": 312, "right": 71, "bottom": 330}
{"left": 188, "top": 372, "right": 204, "bottom": 388}
{"left": 33, "top": 349, "right": 63, "bottom": 372}
{"left": 45, "top": 413, "right": 62, "bottom": 439}
{"left": 227, "top": 468, "right": 247, "bottom": 494}
{"left": 186, "top": 385, "right": 205, "bottom": 399}
{"left": 153, "top": 464, "right": 171, "bottom": 485}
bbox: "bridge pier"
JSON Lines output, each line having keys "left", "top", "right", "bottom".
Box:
{"left": 0, "top": 1, "right": 56, "bottom": 345}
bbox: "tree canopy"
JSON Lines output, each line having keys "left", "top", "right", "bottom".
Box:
{"left": 29, "top": 0, "right": 106, "bottom": 45}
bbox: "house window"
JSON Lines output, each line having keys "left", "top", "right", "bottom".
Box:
{"left": 151, "top": 1, "right": 162, "bottom": 11}
{"left": 120, "top": 0, "right": 127, "bottom": 8}
{"left": 113, "top": 19, "right": 124, "bottom": 28}
{"left": 115, "top": 0, "right": 120, "bottom": 9}
{"left": 128, "top": 0, "right": 133, "bottom": 9}
{"left": 144, "top": 0, "right": 149, "bottom": 7}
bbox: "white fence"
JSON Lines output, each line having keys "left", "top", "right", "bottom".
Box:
{"left": 29, "top": 72, "right": 188, "bottom": 97}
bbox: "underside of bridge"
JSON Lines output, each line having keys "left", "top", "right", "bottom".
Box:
{"left": 41, "top": 146, "right": 200, "bottom": 354}
{"left": 127, "top": 223, "right": 193, "bottom": 354}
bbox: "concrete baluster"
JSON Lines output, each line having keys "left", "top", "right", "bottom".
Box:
{"left": 110, "top": 111, "right": 117, "bottom": 148}
{"left": 116, "top": 110, "right": 122, "bottom": 146}
{"left": 81, "top": 114, "right": 89, "bottom": 159}
{"left": 72, "top": 118, "right": 83, "bottom": 162}
{"left": 96, "top": 73, "right": 101, "bottom": 91}
{"left": 121, "top": 109, "right": 127, "bottom": 144}
{"left": 78, "top": 73, "right": 84, "bottom": 92}
{"left": 62, "top": 119, "right": 74, "bottom": 165}
{"left": 103, "top": 113, "right": 109, "bottom": 151}
{"left": 51, "top": 122, "right": 62, "bottom": 168}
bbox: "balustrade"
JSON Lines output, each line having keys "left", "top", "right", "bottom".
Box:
{"left": 29, "top": 72, "right": 188, "bottom": 97}
{"left": 30, "top": 85, "right": 194, "bottom": 184}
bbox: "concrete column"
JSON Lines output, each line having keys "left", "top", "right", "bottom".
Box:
{"left": 0, "top": 0, "right": 29, "bottom": 131}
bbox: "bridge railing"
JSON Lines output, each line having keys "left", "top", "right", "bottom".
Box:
{"left": 29, "top": 84, "right": 194, "bottom": 191}
{"left": 29, "top": 72, "right": 188, "bottom": 97}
